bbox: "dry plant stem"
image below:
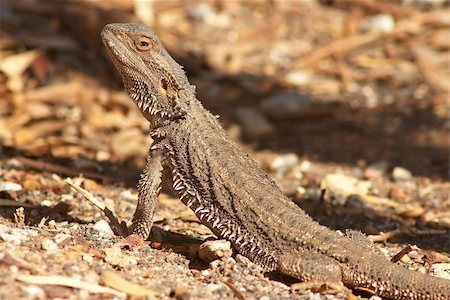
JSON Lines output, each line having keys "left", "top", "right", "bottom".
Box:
{"left": 16, "top": 274, "right": 125, "bottom": 297}
{"left": 391, "top": 245, "right": 414, "bottom": 263}
{"left": 17, "top": 157, "right": 113, "bottom": 182}
{"left": 65, "top": 177, "right": 128, "bottom": 236}
{"left": 293, "top": 9, "right": 445, "bottom": 70}
{"left": 0, "top": 199, "right": 34, "bottom": 208}
{"left": 369, "top": 229, "right": 447, "bottom": 243}
{"left": 100, "top": 271, "right": 159, "bottom": 296}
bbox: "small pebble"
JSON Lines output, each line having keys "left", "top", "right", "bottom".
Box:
{"left": 260, "top": 91, "right": 311, "bottom": 119}
{"left": 236, "top": 254, "right": 253, "bottom": 266}
{"left": 430, "top": 263, "right": 450, "bottom": 280}
{"left": 0, "top": 181, "right": 22, "bottom": 192}
{"left": 21, "top": 285, "right": 45, "bottom": 299}
{"left": 54, "top": 233, "right": 71, "bottom": 244}
{"left": 270, "top": 153, "right": 299, "bottom": 174}
{"left": 234, "top": 107, "right": 274, "bottom": 138}
{"left": 299, "top": 160, "right": 312, "bottom": 172}
{"left": 400, "top": 254, "right": 412, "bottom": 264}
{"left": 283, "top": 70, "right": 311, "bottom": 86}
{"left": 364, "top": 161, "right": 388, "bottom": 179}
{"left": 360, "top": 14, "right": 395, "bottom": 33}
{"left": 321, "top": 173, "right": 371, "bottom": 197}
{"left": 41, "top": 239, "right": 58, "bottom": 251}
{"left": 0, "top": 226, "right": 38, "bottom": 246}
{"left": 408, "top": 250, "right": 419, "bottom": 259}
{"left": 120, "top": 190, "right": 138, "bottom": 201}
{"left": 0, "top": 231, "right": 23, "bottom": 245}
{"left": 392, "top": 166, "right": 413, "bottom": 181}
{"left": 199, "top": 240, "right": 232, "bottom": 263}
{"left": 209, "top": 259, "right": 221, "bottom": 269}
{"left": 92, "top": 220, "right": 114, "bottom": 238}
{"left": 82, "top": 254, "right": 93, "bottom": 263}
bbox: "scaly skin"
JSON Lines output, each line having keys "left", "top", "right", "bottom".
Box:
{"left": 101, "top": 23, "right": 450, "bottom": 300}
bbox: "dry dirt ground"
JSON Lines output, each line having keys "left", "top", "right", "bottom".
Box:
{"left": 1, "top": 1, "right": 449, "bottom": 299}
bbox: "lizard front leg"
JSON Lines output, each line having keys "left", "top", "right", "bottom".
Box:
{"left": 129, "top": 142, "right": 165, "bottom": 239}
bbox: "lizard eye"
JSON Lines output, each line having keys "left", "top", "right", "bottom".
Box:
{"left": 135, "top": 37, "right": 152, "bottom": 51}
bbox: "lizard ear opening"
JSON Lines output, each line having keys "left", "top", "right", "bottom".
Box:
{"left": 160, "top": 78, "right": 168, "bottom": 91}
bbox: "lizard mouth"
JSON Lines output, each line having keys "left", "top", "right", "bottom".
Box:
{"left": 134, "top": 98, "right": 172, "bottom": 119}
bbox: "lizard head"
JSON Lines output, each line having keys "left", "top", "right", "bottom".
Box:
{"left": 101, "top": 23, "right": 192, "bottom": 124}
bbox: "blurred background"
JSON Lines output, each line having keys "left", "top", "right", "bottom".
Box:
{"left": 1, "top": 0, "right": 449, "bottom": 177}
{"left": 0, "top": 1, "right": 449, "bottom": 298}
{"left": 1, "top": 0, "right": 448, "bottom": 180}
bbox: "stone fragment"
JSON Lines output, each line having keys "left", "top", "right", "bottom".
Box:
{"left": 198, "top": 240, "right": 232, "bottom": 263}
{"left": 41, "top": 239, "right": 58, "bottom": 251}
{"left": 260, "top": 91, "right": 311, "bottom": 119}
{"left": 234, "top": 107, "right": 274, "bottom": 139}
{"left": 392, "top": 167, "right": 413, "bottom": 181}
{"left": 93, "top": 220, "right": 114, "bottom": 238}
{"left": 360, "top": 14, "right": 395, "bottom": 33}
{"left": 0, "top": 181, "right": 22, "bottom": 192}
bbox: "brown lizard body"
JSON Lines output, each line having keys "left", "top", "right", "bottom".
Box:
{"left": 101, "top": 23, "right": 450, "bottom": 300}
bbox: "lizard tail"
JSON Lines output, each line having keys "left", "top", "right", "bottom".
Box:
{"left": 347, "top": 257, "right": 450, "bottom": 300}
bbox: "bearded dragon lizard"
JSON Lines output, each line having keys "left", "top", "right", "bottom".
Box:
{"left": 101, "top": 23, "right": 450, "bottom": 300}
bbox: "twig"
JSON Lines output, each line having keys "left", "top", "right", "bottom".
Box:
{"left": 391, "top": 245, "right": 414, "bottom": 263}
{"left": 368, "top": 229, "right": 402, "bottom": 242}
{"left": 293, "top": 31, "right": 383, "bottom": 69}
{"left": 223, "top": 280, "right": 246, "bottom": 300}
{"left": 291, "top": 9, "right": 442, "bottom": 70}
{"left": 101, "top": 270, "right": 160, "bottom": 296}
{"left": 368, "top": 228, "right": 447, "bottom": 243}
{"left": 16, "top": 274, "right": 125, "bottom": 297}
{"left": 0, "top": 199, "right": 34, "bottom": 208}
{"left": 336, "top": 0, "right": 417, "bottom": 18}
{"left": 16, "top": 157, "right": 114, "bottom": 182}
{"left": 65, "top": 177, "right": 128, "bottom": 236}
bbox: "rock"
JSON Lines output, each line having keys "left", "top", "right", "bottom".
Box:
{"left": 392, "top": 167, "right": 413, "bottom": 181}
{"left": 120, "top": 190, "right": 138, "bottom": 201}
{"left": 22, "top": 285, "right": 45, "bottom": 299}
{"left": 198, "top": 240, "right": 232, "bottom": 263}
{"left": 321, "top": 173, "right": 371, "bottom": 198}
{"left": 270, "top": 153, "right": 299, "bottom": 174}
{"left": 23, "top": 179, "right": 42, "bottom": 190}
{"left": 187, "top": 3, "right": 230, "bottom": 28}
{"left": 0, "top": 181, "right": 22, "bottom": 192}
{"left": 0, "top": 225, "right": 38, "bottom": 246}
{"left": 172, "top": 286, "right": 191, "bottom": 300}
{"left": 299, "top": 160, "right": 312, "bottom": 172}
{"left": 41, "top": 239, "right": 58, "bottom": 251}
{"left": 92, "top": 220, "right": 114, "bottom": 238}
{"left": 82, "top": 179, "right": 99, "bottom": 191}
{"left": 54, "top": 233, "right": 71, "bottom": 244}
{"left": 82, "top": 253, "right": 94, "bottom": 263}
{"left": 364, "top": 161, "right": 388, "bottom": 179}
{"left": 360, "top": 14, "right": 395, "bottom": 33}
{"left": 283, "top": 70, "right": 311, "bottom": 86}
{"left": 104, "top": 243, "right": 135, "bottom": 267}
{"left": 260, "top": 91, "right": 311, "bottom": 119}
{"left": 430, "top": 263, "right": 450, "bottom": 280}
{"left": 234, "top": 107, "right": 275, "bottom": 139}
